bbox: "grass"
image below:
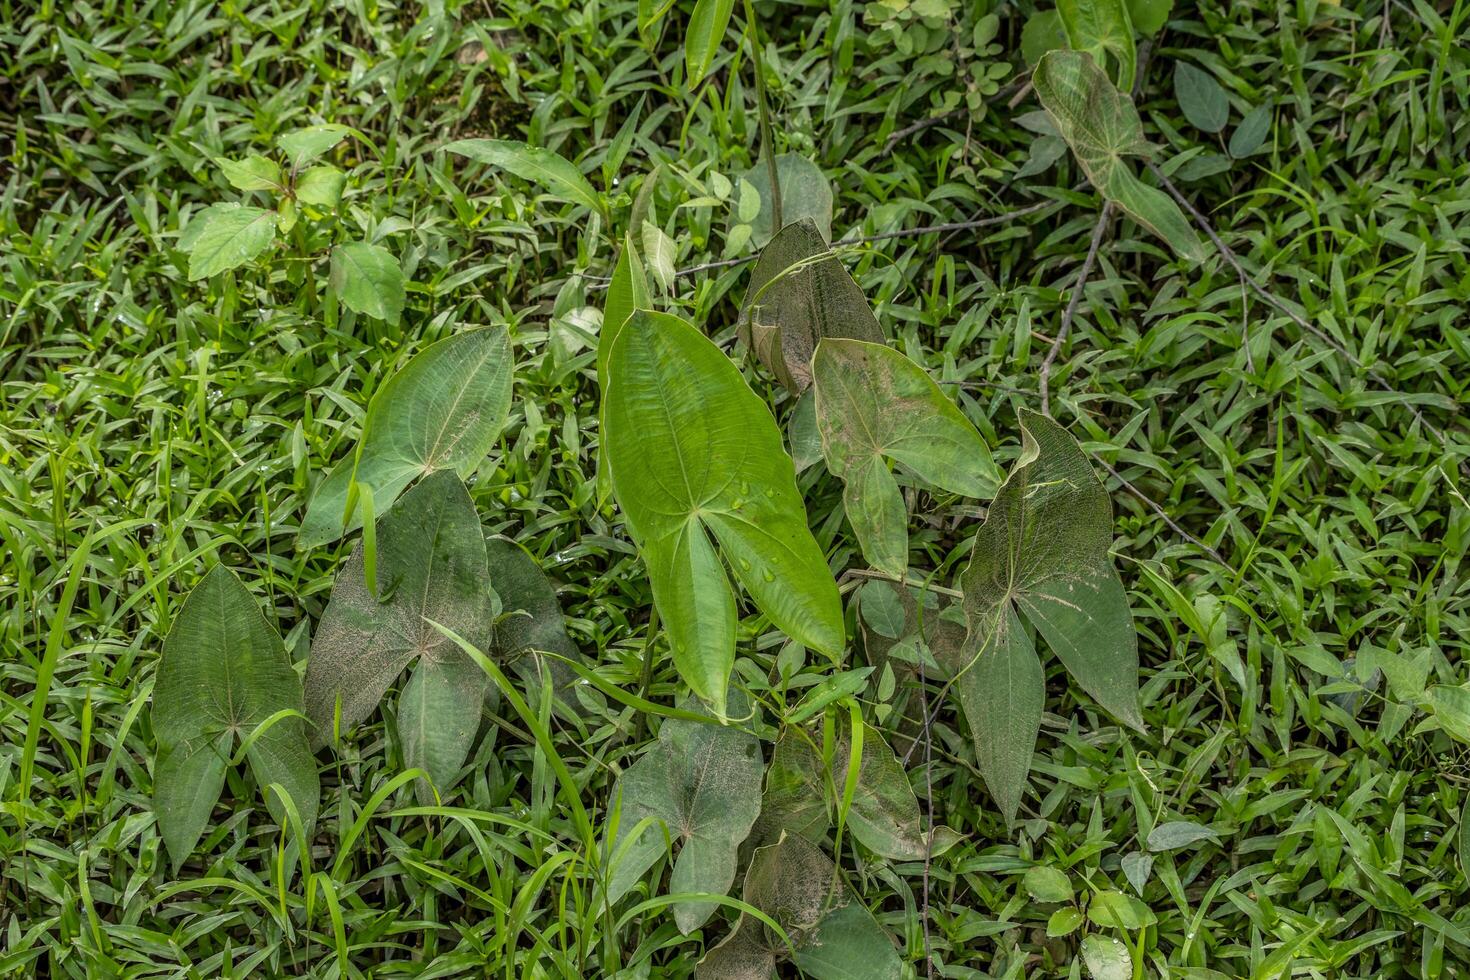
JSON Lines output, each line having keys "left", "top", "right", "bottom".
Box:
{"left": 2, "top": 0, "right": 1469, "bottom": 976}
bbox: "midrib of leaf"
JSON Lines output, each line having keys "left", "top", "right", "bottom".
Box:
{"left": 418, "top": 339, "right": 500, "bottom": 470}
{"left": 199, "top": 209, "right": 273, "bottom": 272}
{"left": 213, "top": 580, "right": 240, "bottom": 728}
{"left": 412, "top": 499, "right": 451, "bottom": 656}
{"left": 679, "top": 733, "right": 724, "bottom": 838}
{"left": 824, "top": 357, "right": 887, "bottom": 464}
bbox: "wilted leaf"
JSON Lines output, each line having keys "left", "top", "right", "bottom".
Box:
{"left": 685, "top": 0, "right": 735, "bottom": 86}
{"left": 955, "top": 410, "right": 1141, "bottom": 822}
{"left": 738, "top": 219, "right": 883, "bottom": 393}
{"left": 606, "top": 692, "right": 763, "bottom": 934}
{"left": 697, "top": 919, "right": 776, "bottom": 980}
{"left": 152, "top": 566, "right": 318, "bottom": 868}
{"left": 812, "top": 339, "right": 999, "bottom": 577}
{"left": 330, "top": 242, "right": 406, "bottom": 325}
{"left": 299, "top": 327, "right": 514, "bottom": 547}
{"left": 446, "top": 138, "right": 603, "bottom": 214}
{"left": 1081, "top": 933, "right": 1132, "bottom": 980}
{"left": 278, "top": 124, "right": 354, "bottom": 170}
{"left": 185, "top": 203, "right": 278, "bottom": 280}
{"left": 303, "top": 472, "right": 490, "bottom": 801}
{"left": 1174, "top": 60, "right": 1230, "bottom": 133}
{"left": 737, "top": 154, "right": 833, "bottom": 248}
{"left": 603, "top": 310, "right": 843, "bottom": 712}
{"left": 1033, "top": 49, "right": 1205, "bottom": 261}
{"left": 218, "top": 154, "right": 283, "bottom": 192}
{"left": 1057, "top": 0, "right": 1137, "bottom": 90}
{"left": 486, "top": 535, "right": 582, "bottom": 693}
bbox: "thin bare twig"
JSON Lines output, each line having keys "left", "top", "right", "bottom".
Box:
{"left": 1039, "top": 201, "right": 1113, "bottom": 417}
{"left": 1092, "top": 456, "right": 1229, "bottom": 566}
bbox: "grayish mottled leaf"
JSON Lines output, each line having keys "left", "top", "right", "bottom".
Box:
{"left": 737, "top": 154, "right": 833, "bottom": 248}
{"left": 787, "top": 389, "right": 822, "bottom": 474}
{"left": 813, "top": 339, "right": 999, "bottom": 578}
{"left": 1017, "top": 134, "right": 1069, "bottom": 178}
{"left": 486, "top": 535, "right": 581, "bottom": 693}
{"left": 299, "top": 327, "right": 514, "bottom": 547}
{"left": 185, "top": 203, "right": 278, "bottom": 280}
{"left": 445, "top": 138, "right": 603, "bottom": 214}
{"left": 738, "top": 219, "right": 883, "bottom": 393}
{"left": 152, "top": 566, "right": 318, "bottom": 868}
{"left": 331, "top": 242, "right": 405, "bottom": 325}
{"left": 1146, "top": 820, "right": 1219, "bottom": 851}
{"left": 1121, "top": 850, "right": 1154, "bottom": 892}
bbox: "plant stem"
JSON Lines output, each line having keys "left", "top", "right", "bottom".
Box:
{"left": 744, "top": 0, "right": 782, "bottom": 232}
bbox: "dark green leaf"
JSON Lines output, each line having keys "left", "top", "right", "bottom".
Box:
{"left": 1228, "top": 103, "right": 1272, "bottom": 157}
{"left": 738, "top": 154, "right": 833, "bottom": 248}
{"left": 1174, "top": 61, "right": 1230, "bottom": 134}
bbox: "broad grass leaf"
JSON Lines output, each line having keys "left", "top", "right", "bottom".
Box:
{"left": 1057, "top": 0, "right": 1137, "bottom": 91}
{"left": 1173, "top": 60, "right": 1229, "bottom": 134}
{"left": 330, "top": 242, "right": 405, "bottom": 325}
{"left": 1034, "top": 49, "right": 1204, "bottom": 261}
{"left": 185, "top": 203, "right": 278, "bottom": 280}
{"left": 812, "top": 339, "right": 999, "bottom": 577}
{"left": 152, "top": 566, "right": 319, "bottom": 868}
{"left": 685, "top": 0, "right": 735, "bottom": 86}
{"left": 739, "top": 219, "right": 883, "bottom": 392}
{"left": 486, "top": 534, "right": 582, "bottom": 694}
{"left": 606, "top": 692, "right": 763, "bottom": 934}
{"left": 738, "top": 154, "right": 833, "bottom": 248}
{"left": 957, "top": 411, "right": 1141, "bottom": 818}
{"left": 445, "top": 138, "right": 603, "bottom": 214}
{"left": 277, "top": 124, "right": 354, "bottom": 170}
{"left": 303, "top": 472, "right": 491, "bottom": 800}
{"left": 603, "top": 310, "right": 843, "bottom": 711}
{"left": 299, "top": 327, "right": 514, "bottom": 547}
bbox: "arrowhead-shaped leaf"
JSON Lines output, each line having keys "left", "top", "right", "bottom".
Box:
{"left": 738, "top": 219, "right": 884, "bottom": 392}
{"left": 603, "top": 310, "right": 844, "bottom": 711}
{"left": 185, "top": 203, "right": 278, "bottom": 280}
{"left": 1033, "top": 50, "right": 1204, "bottom": 262}
{"left": 445, "top": 138, "right": 603, "bottom": 215}
{"left": 152, "top": 566, "right": 319, "bottom": 868}
{"left": 812, "top": 339, "right": 1000, "bottom": 577}
{"left": 737, "top": 154, "right": 833, "bottom": 248}
{"left": 303, "top": 472, "right": 491, "bottom": 801}
{"left": 956, "top": 410, "right": 1141, "bottom": 820}
{"left": 330, "top": 242, "right": 406, "bottom": 325}
{"left": 299, "top": 327, "right": 514, "bottom": 547}
{"left": 1057, "top": 0, "right": 1136, "bottom": 91}
{"left": 606, "top": 693, "right": 763, "bottom": 934}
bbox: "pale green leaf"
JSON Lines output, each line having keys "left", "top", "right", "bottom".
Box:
{"left": 1087, "top": 889, "right": 1156, "bottom": 929}
{"left": 1126, "top": 0, "right": 1173, "bottom": 34}
{"left": 303, "top": 472, "right": 491, "bottom": 799}
{"left": 739, "top": 219, "right": 884, "bottom": 392}
{"left": 1146, "top": 819, "right": 1219, "bottom": 851}
{"left": 1174, "top": 60, "right": 1229, "bottom": 133}
{"left": 685, "top": 0, "right": 736, "bottom": 86}
{"left": 1057, "top": 0, "right": 1137, "bottom": 90}
{"left": 330, "top": 242, "right": 405, "bottom": 325}
{"left": 1024, "top": 866, "right": 1074, "bottom": 903}
{"left": 1081, "top": 934, "right": 1132, "bottom": 980}
{"left": 445, "top": 138, "right": 603, "bottom": 214}
{"left": 641, "top": 219, "right": 676, "bottom": 292}
{"left": 299, "top": 327, "right": 514, "bottom": 547}
{"left": 1047, "top": 907, "right": 1084, "bottom": 936}
{"left": 218, "top": 154, "right": 283, "bottom": 192}
{"left": 812, "top": 339, "right": 999, "bottom": 577}
{"left": 296, "top": 164, "right": 346, "bottom": 208}
{"left": 152, "top": 566, "right": 319, "bottom": 868}
{"left": 607, "top": 692, "right": 763, "bottom": 934}
{"left": 185, "top": 203, "right": 278, "bottom": 280}
{"left": 603, "top": 311, "right": 843, "bottom": 710}
{"left": 278, "top": 124, "right": 353, "bottom": 170}
{"left": 737, "top": 154, "right": 833, "bottom": 248}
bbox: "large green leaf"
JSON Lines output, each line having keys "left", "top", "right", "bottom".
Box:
{"left": 685, "top": 0, "right": 735, "bottom": 86}
{"left": 1057, "top": 0, "right": 1137, "bottom": 91}
{"left": 298, "top": 327, "right": 514, "bottom": 547}
{"left": 596, "top": 236, "right": 651, "bottom": 513}
{"left": 1033, "top": 50, "right": 1204, "bottom": 262}
{"left": 152, "top": 566, "right": 318, "bottom": 868}
{"left": 330, "top": 242, "right": 406, "bottom": 325}
{"left": 698, "top": 833, "right": 903, "bottom": 980}
{"left": 606, "top": 693, "right": 763, "bottom": 934}
{"left": 486, "top": 534, "right": 582, "bottom": 694}
{"left": 185, "top": 203, "right": 278, "bottom": 280}
{"left": 956, "top": 410, "right": 1141, "bottom": 821}
{"left": 445, "top": 138, "right": 603, "bottom": 215}
{"left": 737, "top": 154, "right": 833, "bottom": 248}
{"left": 603, "top": 310, "right": 844, "bottom": 712}
{"left": 812, "top": 339, "right": 999, "bottom": 577}
{"left": 738, "top": 219, "right": 883, "bottom": 393}
{"left": 303, "top": 472, "right": 491, "bottom": 801}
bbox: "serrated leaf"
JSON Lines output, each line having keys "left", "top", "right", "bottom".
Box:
{"left": 813, "top": 339, "right": 999, "bottom": 577}
{"left": 603, "top": 311, "right": 844, "bottom": 712}
{"left": 737, "top": 154, "right": 833, "bottom": 248}
{"left": 278, "top": 124, "right": 353, "bottom": 170}
{"left": 486, "top": 535, "right": 582, "bottom": 694}
{"left": 218, "top": 154, "right": 283, "bottom": 192}
{"left": 446, "top": 138, "right": 603, "bottom": 214}
{"left": 152, "top": 566, "right": 318, "bottom": 868}
{"left": 303, "top": 472, "right": 490, "bottom": 801}
{"left": 185, "top": 203, "right": 278, "bottom": 280}
{"left": 299, "top": 327, "right": 514, "bottom": 547}
{"left": 956, "top": 411, "right": 1141, "bottom": 821}
{"left": 296, "top": 164, "right": 346, "bottom": 208}
{"left": 1033, "top": 49, "right": 1205, "bottom": 261}
{"left": 1126, "top": 0, "right": 1173, "bottom": 34}
{"left": 607, "top": 692, "right": 763, "bottom": 934}
{"left": 739, "top": 219, "right": 884, "bottom": 393}
{"left": 1174, "top": 60, "right": 1230, "bottom": 133}
{"left": 330, "top": 242, "right": 405, "bottom": 325}
{"left": 1057, "top": 0, "right": 1137, "bottom": 90}
{"left": 1081, "top": 934, "right": 1132, "bottom": 980}
{"left": 685, "top": 0, "right": 735, "bottom": 86}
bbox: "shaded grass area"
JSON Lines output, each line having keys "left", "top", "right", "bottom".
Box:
{"left": 2, "top": 0, "right": 1469, "bottom": 976}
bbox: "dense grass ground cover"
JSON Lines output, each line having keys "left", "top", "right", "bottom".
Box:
{"left": 3, "top": 0, "right": 1469, "bottom": 976}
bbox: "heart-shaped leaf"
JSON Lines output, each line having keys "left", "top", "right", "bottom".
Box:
{"left": 955, "top": 410, "right": 1141, "bottom": 822}
{"left": 738, "top": 219, "right": 884, "bottom": 393}
{"left": 152, "top": 566, "right": 319, "bottom": 868}
{"left": 185, "top": 203, "right": 278, "bottom": 280}
{"left": 603, "top": 310, "right": 844, "bottom": 712}
{"left": 1033, "top": 49, "right": 1204, "bottom": 262}
{"left": 737, "top": 154, "right": 833, "bottom": 248}
{"left": 606, "top": 692, "right": 763, "bottom": 934}
{"left": 299, "top": 327, "right": 514, "bottom": 547}
{"left": 1057, "top": 0, "right": 1137, "bottom": 90}
{"left": 445, "top": 138, "right": 604, "bottom": 215}
{"left": 812, "top": 339, "right": 999, "bottom": 577}
{"left": 304, "top": 472, "right": 491, "bottom": 801}
{"left": 330, "top": 242, "right": 406, "bottom": 325}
